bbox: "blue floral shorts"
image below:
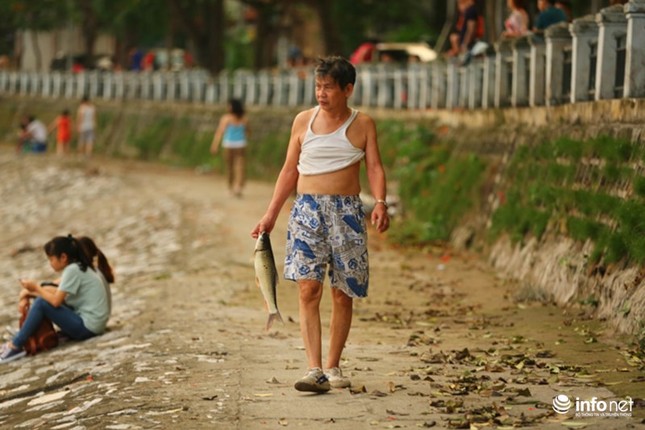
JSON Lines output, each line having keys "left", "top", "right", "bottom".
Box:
{"left": 284, "top": 194, "right": 369, "bottom": 298}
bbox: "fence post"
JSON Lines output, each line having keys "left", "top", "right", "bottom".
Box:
{"left": 393, "top": 68, "right": 405, "bottom": 109}
{"left": 570, "top": 15, "right": 599, "bottom": 103}
{"left": 495, "top": 38, "right": 513, "bottom": 107}
{"left": 446, "top": 62, "right": 459, "bottom": 109}
{"left": 458, "top": 65, "right": 469, "bottom": 108}
{"left": 468, "top": 58, "right": 483, "bottom": 109}
{"left": 528, "top": 35, "right": 546, "bottom": 106}
{"left": 114, "top": 73, "right": 125, "bottom": 100}
{"left": 482, "top": 55, "right": 495, "bottom": 108}
{"left": 303, "top": 70, "right": 315, "bottom": 106}
{"left": 219, "top": 70, "right": 231, "bottom": 105}
{"left": 141, "top": 73, "right": 152, "bottom": 100}
{"left": 545, "top": 22, "right": 572, "bottom": 106}
{"left": 418, "top": 64, "right": 431, "bottom": 109}
{"left": 272, "top": 71, "right": 286, "bottom": 107}
{"left": 287, "top": 71, "right": 301, "bottom": 107}
{"left": 103, "top": 72, "right": 113, "bottom": 100}
{"left": 624, "top": 0, "right": 645, "bottom": 98}
{"left": 595, "top": 4, "right": 627, "bottom": 100}
{"left": 511, "top": 36, "right": 530, "bottom": 107}
{"left": 88, "top": 71, "right": 100, "bottom": 99}
{"left": 407, "top": 63, "right": 420, "bottom": 109}
{"left": 360, "top": 65, "right": 376, "bottom": 107}
{"left": 429, "top": 63, "right": 440, "bottom": 109}
{"left": 41, "top": 72, "right": 51, "bottom": 97}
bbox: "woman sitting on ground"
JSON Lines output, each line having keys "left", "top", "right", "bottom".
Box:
{"left": 0, "top": 235, "right": 110, "bottom": 363}
{"left": 78, "top": 236, "right": 114, "bottom": 317}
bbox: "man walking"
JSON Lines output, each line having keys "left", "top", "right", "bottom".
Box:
{"left": 251, "top": 56, "right": 389, "bottom": 393}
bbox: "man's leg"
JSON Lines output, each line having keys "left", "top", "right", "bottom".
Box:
{"left": 298, "top": 279, "right": 324, "bottom": 369}
{"left": 294, "top": 279, "right": 331, "bottom": 392}
{"left": 326, "top": 287, "right": 353, "bottom": 369}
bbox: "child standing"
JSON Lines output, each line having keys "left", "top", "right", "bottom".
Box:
{"left": 0, "top": 235, "right": 110, "bottom": 363}
{"left": 48, "top": 109, "right": 72, "bottom": 155}
{"left": 76, "top": 96, "right": 97, "bottom": 157}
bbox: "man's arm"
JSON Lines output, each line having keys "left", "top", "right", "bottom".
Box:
{"left": 251, "top": 110, "right": 309, "bottom": 237}
{"left": 362, "top": 115, "right": 389, "bottom": 233}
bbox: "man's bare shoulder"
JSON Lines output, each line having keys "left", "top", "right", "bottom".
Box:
{"left": 292, "top": 108, "right": 316, "bottom": 130}
{"left": 353, "top": 111, "right": 376, "bottom": 131}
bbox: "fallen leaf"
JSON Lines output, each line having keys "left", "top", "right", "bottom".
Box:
{"left": 201, "top": 395, "right": 218, "bottom": 401}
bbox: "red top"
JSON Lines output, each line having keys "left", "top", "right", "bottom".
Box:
{"left": 57, "top": 116, "right": 71, "bottom": 142}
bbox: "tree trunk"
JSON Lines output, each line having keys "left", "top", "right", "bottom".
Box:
{"left": 313, "top": 0, "right": 341, "bottom": 55}
{"left": 30, "top": 30, "right": 42, "bottom": 71}
{"left": 77, "top": 0, "right": 98, "bottom": 65}
{"left": 168, "top": 0, "right": 225, "bottom": 75}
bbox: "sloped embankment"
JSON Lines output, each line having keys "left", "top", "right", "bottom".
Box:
{"left": 2, "top": 96, "right": 644, "bottom": 343}
{"left": 382, "top": 104, "right": 645, "bottom": 345}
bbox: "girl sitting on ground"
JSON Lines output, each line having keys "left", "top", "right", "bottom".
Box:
{"left": 0, "top": 235, "right": 110, "bottom": 363}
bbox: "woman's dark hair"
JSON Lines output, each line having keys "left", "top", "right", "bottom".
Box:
{"left": 78, "top": 236, "right": 115, "bottom": 283}
{"left": 315, "top": 56, "right": 356, "bottom": 90}
{"left": 229, "top": 98, "right": 244, "bottom": 118}
{"left": 43, "top": 235, "right": 93, "bottom": 272}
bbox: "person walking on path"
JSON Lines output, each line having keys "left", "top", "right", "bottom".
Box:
{"left": 251, "top": 56, "right": 390, "bottom": 393}
{"left": 211, "top": 99, "right": 250, "bottom": 198}
{"left": 0, "top": 235, "right": 110, "bottom": 363}
{"left": 48, "top": 109, "right": 73, "bottom": 156}
{"left": 76, "top": 96, "right": 97, "bottom": 157}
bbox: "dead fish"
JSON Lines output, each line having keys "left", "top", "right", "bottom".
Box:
{"left": 254, "top": 232, "right": 283, "bottom": 330}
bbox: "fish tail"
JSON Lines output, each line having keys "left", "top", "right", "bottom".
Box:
{"left": 266, "top": 311, "right": 284, "bottom": 331}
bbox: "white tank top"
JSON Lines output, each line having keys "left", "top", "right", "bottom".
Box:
{"left": 298, "top": 106, "right": 364, "bottom": 175}
{"left": 79, "top": 104, "right": 95, "bottom": 132}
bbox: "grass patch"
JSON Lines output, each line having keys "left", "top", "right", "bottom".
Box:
{"left": 389, "top": 132, "right": 486, "bottom": 244}
{"left": 491, "top": 135, "right": 645, "bottom": 266}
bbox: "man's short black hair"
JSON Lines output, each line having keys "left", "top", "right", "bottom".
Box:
{"left": 315, "top": 56, "right": 356, "bottom": 89}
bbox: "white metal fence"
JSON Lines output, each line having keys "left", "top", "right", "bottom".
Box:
{"left": 1, "top": 2, "right": 643, "bottom": 111}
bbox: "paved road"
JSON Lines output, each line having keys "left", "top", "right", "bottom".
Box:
{"left": 0, "top": 152, "right": 641, "bottom": 429}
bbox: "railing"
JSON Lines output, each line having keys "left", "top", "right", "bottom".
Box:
{"left": 1, "top": 2, "right": 644, "bottom": 110}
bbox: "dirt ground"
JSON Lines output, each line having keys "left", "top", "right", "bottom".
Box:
{"left": 0, "top": 149, "right": 642, "bottom": 430}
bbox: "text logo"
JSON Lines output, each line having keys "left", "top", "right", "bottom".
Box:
{"left": 553, "top": 394, "right": 572, "bottom": 414}
{"left": 552, "top": 394, "right": 634, "bottom": 418}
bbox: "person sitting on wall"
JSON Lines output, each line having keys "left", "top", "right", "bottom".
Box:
{"left": 445, "top": 0, "right": 484, "bottom": 59}
{"left": 501, "top": 0, "right": 530, "bottom": 38}
{"left": 534, "top": 0, "right": 568, "bottom": 34}
{"left": 555, "top": 0, "right": 573, "bottom": 22}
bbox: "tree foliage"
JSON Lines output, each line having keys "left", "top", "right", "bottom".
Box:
{"left": 0, "top": 0, "right": 624, "bottom": 73}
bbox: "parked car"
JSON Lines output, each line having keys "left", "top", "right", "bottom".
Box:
{"left": 374, "top": 42, "right": 437, "bottom": 63}
{"left": 50, "top": 53, "right": 113, "bottom": 72}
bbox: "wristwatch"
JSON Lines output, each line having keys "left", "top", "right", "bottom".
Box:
{"left": 375, "top": 199, "right": 388, "bottom": 208}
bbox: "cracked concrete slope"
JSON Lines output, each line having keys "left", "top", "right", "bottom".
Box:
{"left": 0, "top": 151, "right": 641, "bottom": 429}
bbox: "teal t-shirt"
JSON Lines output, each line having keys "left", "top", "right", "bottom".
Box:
{"left": 536, "top": 6, "right": 567, "bottom": 31}
{"left": 59, "top": 263, "right": 109, "bottom": 334}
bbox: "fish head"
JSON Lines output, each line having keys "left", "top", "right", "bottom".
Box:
{"left": 254, "top": 231, "right": 271, "bottom": 252}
